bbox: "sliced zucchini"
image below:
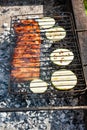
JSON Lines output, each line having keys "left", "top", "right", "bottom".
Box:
{"left": 30, "top": 79, "right": 48, "bottom": 93}
{"left": 36, "top": 17, "right": 55, "bottom": 28}
{"left": 51, "top": 69, "right": 77, "bottom": 90}
{"left": 46, "top": 27, "right": 66, "bottom": 41}
{"left": 50, "top": 48, "right": 74, "bottom": 66}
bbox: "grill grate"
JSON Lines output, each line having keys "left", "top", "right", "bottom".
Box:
{"left": 9, "top": 12, "right": 86, "bottom": 98}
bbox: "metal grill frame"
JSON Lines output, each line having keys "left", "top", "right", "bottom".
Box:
{"left": 0, "top": 1, "right": 87, "bottom": 112}
{"left": 9, "top": 12, "right": 87, "bottom": 97}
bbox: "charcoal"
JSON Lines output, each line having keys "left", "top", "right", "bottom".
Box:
{"left": 0, "top": 1, "right": 86, "bottom": 130}
{"left": 2, "top": 23, "right": 8, "bottom": 28}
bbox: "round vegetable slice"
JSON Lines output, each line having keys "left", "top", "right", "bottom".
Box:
{"left": 51, "top": 69, "right": 77, "bottom": 90}
{"left": 50, "top": 48, "right": 74, "bottom": 66}
{"left": 46, "top": 27, "right": 66, "bottom": 41}
{"left": 30, "top": 79, "right": 48, "bottom": 93}
{"left": 36, "top": 17, "right": 55, "bottom": 28}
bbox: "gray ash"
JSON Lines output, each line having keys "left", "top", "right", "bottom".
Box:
{"left": 0, "top": 2, "right": 86, "bottom": 130}
{"left": 0, "top": 31, "right": 86, "bottom": 130}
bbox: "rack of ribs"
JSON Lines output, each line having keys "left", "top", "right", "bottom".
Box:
{"left": 11, "top": 19, "right": 41, "bottom": 81}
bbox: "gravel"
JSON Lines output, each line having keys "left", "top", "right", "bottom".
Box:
{"left": 0, "top": 0, "right": 86, "bottom": 130}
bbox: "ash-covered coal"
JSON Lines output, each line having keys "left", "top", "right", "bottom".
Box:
{"left": 0, "top": 1, "right": 86, "bottom": 130}
{"left": 0, "top": 32, "right": 86, "bottom": 129}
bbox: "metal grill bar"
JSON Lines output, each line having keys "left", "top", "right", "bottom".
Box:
{"left": 9, "top": 12, "right": 86, "bottom": 97}
{"left": 0, "top": 106, "right": 87, "bottom": 112}
{"left": 75, "top": 29, "right": 87, "bottom": 32}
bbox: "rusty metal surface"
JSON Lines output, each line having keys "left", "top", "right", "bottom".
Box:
{"left": 8, "top": 13, "right": 87, "bottom": 96}
{"left": 0, "top": 1, "right": 87, "bottom": 111}
{"left": 71, "top": 0, "right": 87, "bottom": 85}
{"left": 0, "top": 106, "right": 87, "bottom": 112}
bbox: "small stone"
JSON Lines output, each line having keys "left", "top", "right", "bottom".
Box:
{"left": 72, "top": 98, "right": 78, "bottom": 106}
{"left": 60, "top": 113, "right": 65, "bottom": 119}
{"left": 27, "top": 16, "right": 32, "bottom": 19}
{"left": 5, "top": 28, "right": 10, "bottom": 31}
{"left": 4, "top": 124, "right": 16, "bottom": 130}
{"left": 0, "top": 113, "right": 7, "bottom": 122}
{"left": 0, "top": 35, "right": 5, "bottom": 39}
{"left": 2, "top": 23, "right": 8, "bottom": 28}
{"left": 3, "top": 31, "right": 9, "bottom": 36}
{"left": 2, "top": 9, "right": 9, "bottom": 13}
{"left": 0, "top": 102, "right": 6, "bottom": 107}
{"left": 0, "top": 126, "right": 5, "bottom": 130}
{"left": 44, "top": 43, "right": 52, "bottom": 48}
{"left": 0, "top": 89, "right": 7, "bottom": 96}
{"left": 38, "top": 123, "right": 47, "bottom": 130}
{"left": 14, "top": 104, "right": 20, "bottom": 108}
{"left": 78, "top": 124, "right": 86, "bottom": 130}
{"left": 26, "top": 99, "right": 31, "bottom": 106}
{"left": 0, "top": 113, "right": 7, "bottom": 118}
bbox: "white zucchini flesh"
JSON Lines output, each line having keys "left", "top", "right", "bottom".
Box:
{"left": 36, "top": 17, "right": 55, "bottom": 28}
{"left": 46, "top": 27, "right": 66, "bottom": 41}
{"left": 30, "top": 79, "right": 48, "bottom": 93}
{"left": 51, "top": 69, "right": 77, "bottom": 90}
{"left": 50, "top": 48, "right": 74, "bottom": 66}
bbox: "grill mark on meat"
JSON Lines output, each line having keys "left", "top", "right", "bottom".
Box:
{"left": 11, "top": 19, "right": 41, "bottom": 81}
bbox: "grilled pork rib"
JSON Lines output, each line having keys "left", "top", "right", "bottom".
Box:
{"left": 11, "top": 19, "right": 41, "bottom": 81}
